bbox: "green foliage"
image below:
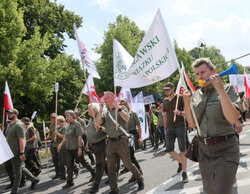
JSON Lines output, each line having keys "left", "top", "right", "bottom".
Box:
{"left": 0, "top": 0, "right": 85, "bottom": 121}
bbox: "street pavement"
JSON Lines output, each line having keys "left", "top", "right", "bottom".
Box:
{"left": 0, "top": 123, "right": 250, "bottom": 194}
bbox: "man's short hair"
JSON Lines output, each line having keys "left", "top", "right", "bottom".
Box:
{"left": 50, "top": 113, "right": 57, "bottom": 117}
{"left": 57, "top": 115, "right": 65, "bottom": 122}
{"left": 192, "top": 58, "right": 215, "bottom": 70}
{"left": 65, "top": 110, "right": 75, "bottom": 119}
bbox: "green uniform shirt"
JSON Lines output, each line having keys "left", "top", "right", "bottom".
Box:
{"left": 128, "top": 111, "right": 140, "bottom": 132}
{"left": 191, "top": 84, "right": 241, "bottom": 138}
{"left": 86, "top": 118, "right": 106, "bottom": 144}
{"left": 77, "top": 118, "right": 86, "bottom": 128}
{"left": 5, "top": 120, "right": 25, "bottom": 155}
{"left": 163, "top": 95, "right": 185, "bottom": 128}
{"left": 65, "top": 120, "right": 83, "bottom": 150}
{"left": 158, "top": 111, "right": 164, "bottom": 127}
{"left": 103, "top": 106, "right": 129, "bottom": 138}
{"left": 49, "top": 123, "right": 58, "bottom": 148}
{"left": 57, "top": 124, "right": 68, "bottom": 150}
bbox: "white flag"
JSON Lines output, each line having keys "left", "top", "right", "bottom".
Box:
{"left": 74, "top": 23, "right": 100, "bottom": 79}
{"left": 113, "top": 9, "right": 178, "bottom": 88}
{"left": 132, "top": 92, "right": 149, "bottom": 140}
{"left": 175, "top": 66, "right": 185, "bottom": 94}
{"left": 55, "top": 82, "right": 59, "bottom": 93}
{"left": 0, "top": 130, "right": 14, "bottom": 164}
{"left": 31, "top": 111, "right": 37, "bottom": 120}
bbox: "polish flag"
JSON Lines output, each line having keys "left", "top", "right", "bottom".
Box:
{"left": 184, "top": 69, "right": 196, "bottom": 93}
{"left": 82, "top": 74, "right": 101, "bottom": 103}
{"left": 4, "top": 81, "right": 13, "bottom": 111}
{"left": 244, "top": 69, "right": 250, "bottom": 98}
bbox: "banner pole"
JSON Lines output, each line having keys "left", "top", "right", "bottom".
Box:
{"left": 75, "top": 91, "right": 83, "bottom": 111}
{"left": 178, "top": 65, "right": 201, "bottom": 135}
{"left": 55, "top": 90, "right": 58, "bottom": 142}
{"left": 2, "top": 107, "right": 5, "bottom": 132}
{"left": 43, "top": 120, "right": 50, "bottom": 178}
{"left": 80, "top": 56, "right": 96, "bottom": 126}
{"left": 114, "top": 86, "right": 118, "bottom": 131}
{"left": 173, "top": 93, "right": 180, "bottom": 122}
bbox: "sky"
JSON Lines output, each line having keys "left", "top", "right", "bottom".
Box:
{"left": 55, "top": 0, "right": 250, "bottom": 66}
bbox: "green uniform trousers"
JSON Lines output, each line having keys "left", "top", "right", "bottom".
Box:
{"left": 199, "top": 135, "right": 239, "bottom": 194}
{"left": 11, "top": 155, "right": 36, "bottom": 193}
{"left": 107, "top": 137, "right": 142, "bottom": 193}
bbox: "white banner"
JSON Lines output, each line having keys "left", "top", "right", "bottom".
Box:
{"left": 113, "top": 9, "right": 178, "bottom": 88}
{"left": 132, "top": 92, "right": 149, "bottom": 141}
{"left": 143, "top": 95, "right": 155, "bottom": 105}
{"left": 0, "top": 130, "right": 14, "bottom": 164}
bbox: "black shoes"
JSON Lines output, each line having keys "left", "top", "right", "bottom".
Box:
{"left": 182, "top": 172, "right": 189, "bottom": 183}
{"left": 177, "top": 163, "right": 182, "bottom": 173}
{"left": 62, "top": 181, "right": 74, "bottom": 189}
{"left": 31, "top": 178, "right": 40, "bottom": 190}
{"left": 138, "top": 178, "right": 144, "bottom": 191}
{"left": 120, "top": 168, "right": 129, "bottom": 174}
{"left": 89, "top": 184, "right": 99, "bottom": 193}
{"left": 128, "top": 176, "right": 137, "bottom": 183}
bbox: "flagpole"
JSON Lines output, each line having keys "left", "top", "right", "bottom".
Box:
{"left": 173, "top": 94, "right": 180, "bottom": 122}
{"left": 178, "top": 65, "right": 201, "bottom": 135}
{"left": 2, "top": 108, "right": 5, "bottom": 132}
{"left": 114, "top": 86, "right": 118, "bottom": 131}
{"left": 75, "top": 91, "right": 83, "bottom": 111}
{"left": 43, "top": 120, "right": 50, "bottom": 178}
{"left": 55, "top": 88, "right": 58, "bottom": 142}
{"left": 80, "top": 56, "right": 96, "bottom": 126}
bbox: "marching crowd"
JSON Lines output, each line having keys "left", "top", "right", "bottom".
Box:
{"left": 1, "top": 58, "right": 246, "bottom": 194}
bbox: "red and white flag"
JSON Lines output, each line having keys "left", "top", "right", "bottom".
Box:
{"left": 74, "top": 23, "right": 100, "bottom": 79}
{"left": 244, "top": 69, "right": 250, "bottom": 98}
{"left": 184, "top": 69, "right": 196, "bottom": 93}
{"left": 175, "top": 67, "right": 185, "bottom": 95}
{"left": 4, "top": 81, "right": 13, "bottom": 111}
{"left": 82, "top": 74, "right": 101, "bottom": 103}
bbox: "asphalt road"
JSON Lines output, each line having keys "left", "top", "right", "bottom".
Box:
{"left": 1, "top": 123, "right": 250, "bottom": 194}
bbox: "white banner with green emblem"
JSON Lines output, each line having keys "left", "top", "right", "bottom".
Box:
{"left": 113, "top": 9, "right": 179, "bottom": 88}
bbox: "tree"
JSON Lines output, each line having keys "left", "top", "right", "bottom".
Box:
{"left": 17, "top": 0, "right": 83, "bottom": 59}
{"left": 0, "top": 0, "right": 85, "bottom": 120}
{"left": 95, "top": 15, "right": 145, "bottom": 93}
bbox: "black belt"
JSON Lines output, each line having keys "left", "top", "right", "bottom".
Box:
{"left": 198, "top": 134, "right": 235, "bottom": 145}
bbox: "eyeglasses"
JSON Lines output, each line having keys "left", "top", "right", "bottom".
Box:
{"left": 7, "top": 112, "right": 14, "bottom": 115}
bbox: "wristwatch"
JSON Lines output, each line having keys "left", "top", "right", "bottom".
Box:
{"left": 118, "top": 108, "right": 122, "bottom": 112}
{"left": 99, "top": 126, "right": 103, "bottom": 130}
{"left": 20, "top": 152, "right": 25, "bottom": 155}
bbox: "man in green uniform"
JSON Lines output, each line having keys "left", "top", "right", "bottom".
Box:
{"left": 44, "top": 113, "right": 60, "bottom": 179}
{"left": 5, "top": 109, "right": 39, "bottom": 194}
{"left": 58, "top": 110, "right": 95, "bottom": 189}
{"left": 75, "top": 110, "right": 95, "bottom": 165}
{"left": 55, "top": 115, "right": 68, "bottom": 180}
{"left": 96, "top": 92, "right": 144, "bottom": 194}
